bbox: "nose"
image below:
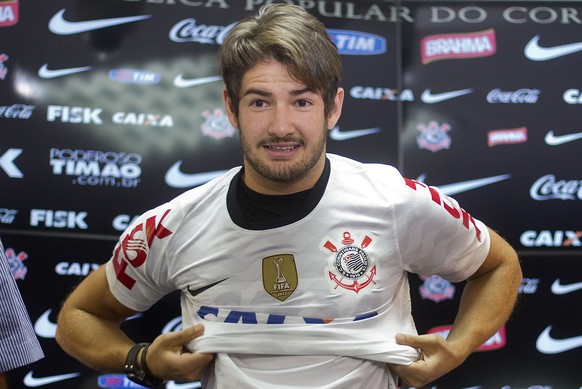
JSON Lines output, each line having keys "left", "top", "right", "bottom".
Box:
{"left": 268, "top": 105, "right": 295, "bottom": 138}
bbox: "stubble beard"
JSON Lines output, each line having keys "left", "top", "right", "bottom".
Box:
{"left": 240, "top": 126, "right": 328, "bottom": 184}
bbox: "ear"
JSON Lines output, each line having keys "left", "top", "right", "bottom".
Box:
{"left": 326, "top": 87, "right": 344, "bottom": 130}
{"left": 222, "top": 89, "right": 239, "bottom": 129}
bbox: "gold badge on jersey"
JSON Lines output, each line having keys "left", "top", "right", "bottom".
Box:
{"left": 262, "top": 254, "right": 298, "bottom": 301}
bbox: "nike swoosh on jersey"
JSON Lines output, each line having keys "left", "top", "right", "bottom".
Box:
{"left": 38, "top": 64, "right": 92, "bottom": 79}
{"left": 23, "top": 372, "right": 80, "bottom": 387}
{"left": 551, "top": 279, "right": 582, "bottom": 295}
{"left": 435, "top": 174, "right": 511, "bottom": 196}
{"left": 420, "top": 88, "right": 473, "bottom": 104}
{"left": 165, "top": 161, "right": 230, "bottom": 188}
{"left": 188, "top": 278, "right": 229, "bottom": 297}
{"left": 525, "top": 35, "right": 582, "bottom": 61}
{"left": 173, "top": 74, "right": 222, "bottom": 88}
{"left": 536, "top": 325, "right": 582, "bottom": 354}
{"left": 48, "top": 8, "right": 151, "bottom": 35}
{"left": 166, "top": 381, "right": 202, "bottom": 389}
{"left": 328, "top": 126, "right": 381, "bottom": 141}
{"left": 544, "top": 130, "right": 582, "bottom": 146}
{"left": 34, "top": 309, "right": 57, "bottom": 338}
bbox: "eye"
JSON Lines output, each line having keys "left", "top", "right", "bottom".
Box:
{"left": 296, "top": 99, "right": 311, "bottom": 108}
{"left": 251, "top": 100, "right": 268, "bottom": 108}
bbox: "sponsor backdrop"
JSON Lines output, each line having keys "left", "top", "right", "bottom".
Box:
{"left": 0, "top": 0, "right": 580, "bottom": 388}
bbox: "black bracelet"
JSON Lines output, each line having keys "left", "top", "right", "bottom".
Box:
{"left": 124, "top": 343, "right": 165, "bottom": 388}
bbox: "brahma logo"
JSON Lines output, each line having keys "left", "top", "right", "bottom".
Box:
{"left": 421, "top": 29, "right": 496, "bottom": 64}
{"left": 0, "top": 0, "right": 17, "bottom": 27}
{"left": 112, "top": 209, "right": 173, "bottom": 289}
{"left": 429, "top": 324, "right": 506, "bottom": 351}
{"left": 487, "top": 127, "right": 528, "bottom": 147}
{"left": 327, "top": 29, "right": 386, "bottom": 55}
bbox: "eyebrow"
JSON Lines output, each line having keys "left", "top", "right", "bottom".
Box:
{"left": 242, "top": 87, "right": 313, "bottom": 98}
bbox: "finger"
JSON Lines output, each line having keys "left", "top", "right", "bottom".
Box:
{"left": 160, "top": 324, "right": 205, "bottom": 347}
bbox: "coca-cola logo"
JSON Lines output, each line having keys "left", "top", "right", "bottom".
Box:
{"left": 169, "top": 19, "right": 236, "bottom": 44}
{"left": 0, "top": 104, "right": 34, "bottom": 119}
{"left": 487, "top": 88, "right": 540, "bottom": 104}
{"left": 530, "top": 174, "right": 582, "bottom": 201}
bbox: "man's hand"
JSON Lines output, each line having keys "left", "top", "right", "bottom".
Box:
{"left": 146, "top": 324, "right": 214, "bottom": 383}
{"left": 387, "top": 333, "right": 464, "bottom": 388}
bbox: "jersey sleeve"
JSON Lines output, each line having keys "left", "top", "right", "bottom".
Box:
{"left": 105, "top": 202, "right": 182, "bottom": 312}
{"left": 393, "top": 177, "right": 491, "bottom": 282}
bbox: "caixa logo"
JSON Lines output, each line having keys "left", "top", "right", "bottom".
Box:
{"left": 30, "top": 209, "right": 88, "bottom": 229}
{"left": 327, "top": 29, "right": 386, "bottom": 55}
{"left": 520, "top": 230, "right": 582, "bottom": 247}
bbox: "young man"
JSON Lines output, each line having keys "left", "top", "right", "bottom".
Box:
{"left": 0, "top": 238, "right": 44, "bottom": 389}
{"left": 56, "top": 4, "right": 522, "bottom": 388}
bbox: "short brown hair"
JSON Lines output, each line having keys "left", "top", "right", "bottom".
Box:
{"left": 219, "top": 4, "right": 342, "bottom": 117}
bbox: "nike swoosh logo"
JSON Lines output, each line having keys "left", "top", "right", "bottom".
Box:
{"left": 188, "top": 278, "right": 228, "bottom": 297}
{"left": 24, "top": 371, "right": 80, "bottom": 387}
{"left": 417, "top": 174, "right": 512, "bottom": 196}
{"left": 525, "top": 35, "right": 582, "bottom": 61}
{"left": 329, "top": 126, "right": 381, "bottom": 141}
{"left": 544, "top": 130, "right": 582, "bottom": 146}
{"left": 420, "top": 88, "right": 473, "bottom": 104}
{"left": 173, "top": 74, "right": 222, "bottom": 88}
{"left": 551, "top": 279, "right": 582, "bottom": 295}
{"left": 536, "top": 325, "right": 582, "bottom": 354}
{"left": 166, "top": 381, "right": 202, "bottom": 389}
{"left": 48, "top": 8, "right": 151, "bottom": 35}
{"left": 34, "top": 309, "right": 57, "bottom": 338}
{"left": 38, "top": 63, "right": 92, "bottom": 79}
{"left": 165, "top": 161, "right": 230, "bottom": 188}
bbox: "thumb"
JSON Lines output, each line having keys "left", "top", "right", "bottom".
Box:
{"left": 395, "top": 333, "right": 422, "bottom": 347}
{"left": 162, "top": 324, "right": 205, "bottom": 347}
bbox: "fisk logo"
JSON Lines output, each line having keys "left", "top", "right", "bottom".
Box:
{"left": 112, "top": 209, "right": 173, "bottom": 289}
{"left": 429, "top": 324, "right": 506, "bottom": 351}
{"left": 0, "top": 0, "right": 18, "bottom": 27}
{"left": 327, "top": 29, "right": 386, "bottom": 55}
{"left": 47, "top": 105, "right": 103, "bottom": 124}
{"left": 30, "top": 209, "right": 88, "bottom": 229}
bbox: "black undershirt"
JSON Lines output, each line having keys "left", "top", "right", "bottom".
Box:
{"left": 226, "top": 158, "right": 330, "bottom": 230}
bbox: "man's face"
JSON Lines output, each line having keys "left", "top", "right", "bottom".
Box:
{"left": 223, "top": 59, "right": 343, "bottom": 194}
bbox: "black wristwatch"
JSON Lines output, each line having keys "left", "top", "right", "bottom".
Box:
{"left": 124, "top": 343, "right": 165, "bottom": 388}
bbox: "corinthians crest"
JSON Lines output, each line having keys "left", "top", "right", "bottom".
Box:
{"left": 322, "top": 231, "right": 378, "bottom": 295}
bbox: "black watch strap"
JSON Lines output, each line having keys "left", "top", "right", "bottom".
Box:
{"left": 124, "top": 343, "right": 165, "bottom": 388}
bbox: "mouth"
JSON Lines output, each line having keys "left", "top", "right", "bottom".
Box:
{"left": 265, "top": 144, "right": 300, "bottom": 152}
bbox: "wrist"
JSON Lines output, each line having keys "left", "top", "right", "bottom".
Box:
{"left": 124, "top": 343, "right": 165, "bottom": 388}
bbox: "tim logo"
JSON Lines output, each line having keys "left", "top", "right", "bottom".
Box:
{"left": 327, "top": 29, "right": 386, "bottom": 55}
{"left": 322, "top": 231, "right": 378, "bottom": 295}
{"left": 0, "top": 0, "right": 18, "bottom": 27}
{"left": 112, "top": 209, "right": 173, "bottom": 289}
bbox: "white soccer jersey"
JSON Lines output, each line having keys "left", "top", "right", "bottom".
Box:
{"left": 106, "top": 154, "right": 490, "bottom": 388}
